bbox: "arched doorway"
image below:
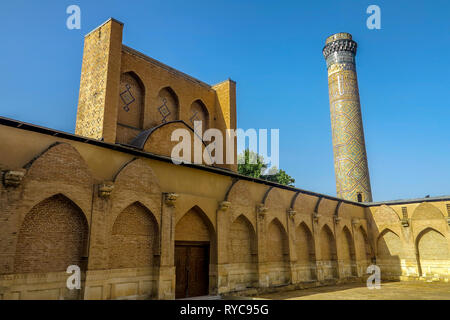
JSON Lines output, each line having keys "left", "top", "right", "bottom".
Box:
{"left": 175, "top": 206, "right": 213, "bottom": 298}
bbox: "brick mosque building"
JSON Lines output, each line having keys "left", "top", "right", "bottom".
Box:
{"left": 0, "top": 19, "right": 449, "bottom": 300}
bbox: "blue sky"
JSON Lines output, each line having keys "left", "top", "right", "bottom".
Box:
{"left": 0, "top": 0, "right": 449, "bottom": 201}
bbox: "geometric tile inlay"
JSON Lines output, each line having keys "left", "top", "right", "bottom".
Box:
{"left": 323, "top": 33, "right": 373, "bottom": 202}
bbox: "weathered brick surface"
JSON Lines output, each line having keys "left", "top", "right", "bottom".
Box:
{"left": 109, "top": 202, "right": 158, "bottom": 269}
{"left": 14, "top": 194, "right": 88, "bottom": 273}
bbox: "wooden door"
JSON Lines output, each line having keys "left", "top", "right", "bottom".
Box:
{"left": 175, "top": 243, "right": 209, "bottom": 299}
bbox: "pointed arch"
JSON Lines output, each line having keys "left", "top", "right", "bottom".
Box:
{"left": 117, "top": 71, "right": 145, "bottom": 134}
{"left": 267, "top": 218, "right": 289, "bottom": 263}
{"left": 189, "top": 99, "right": 210, "bottom": 131}
{"left": 158, "top": 86, "right": 180, "bottom": 123}
{"left": 412, "top": 202, "right": 445, "bottom": 220}
{"left": 372, "top": 205, "right": 400, "bottom": 224}
{"left": 109, "top": 201, "right": 159, "bottom": 270}
{"left": 355, "top": 226, "right": 372, "bottom": 273}
{"left": 228, "top": 214, "right": 258, "bottom": 289}
{"left": 295, "top": 222, "right": 317, "bottom": 280}
{"left": 22, "top": 142, "right": 93, "bottom": 218}
{"left": 14, "top": 194, "right": 89, "bottom": 274}
{"left": 341, "top": 226, "right": 357, "bottom": 277}
{"left": 376, "top": 228, "right": 403, "bottom": 278}
{"left": 266, "top": 218, "right": 290, "bottom": 285}
{"left": 113, "top": 158, "right": 161, "bottom": 195}
{"left": 415, "top": 227, "right": 449, "bottom": 277}
{"left": 319, "top": 224, "right": 338, "bottom": 279}
{"left": 175, "top": 205, "right": 214, "bottom": 243}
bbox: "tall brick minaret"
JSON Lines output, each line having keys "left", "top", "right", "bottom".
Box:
{"left": 322, "top": 33, "right": 373, "bottom": 202}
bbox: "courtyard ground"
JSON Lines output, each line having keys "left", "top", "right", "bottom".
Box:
{"left": 251, "top": 281, "right": 450, "bottom": 300}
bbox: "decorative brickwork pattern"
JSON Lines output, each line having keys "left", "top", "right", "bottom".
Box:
{"left": 116, "top": 72, "right": 144, "bottom": 144}
{"left": 158, "top": 87, "right": 179, "bottom": 124}
{"left": 75, "top": 24, "right": 112, "bottom": 139}
{"left": 190, "top": 100, "right": 209, "bottom": 132}
{"left": 14, "top": 194, "right": 88, "bottom": 273}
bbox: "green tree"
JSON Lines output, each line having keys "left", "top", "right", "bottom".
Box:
{"left": 237, "top": 149, "right": 295, "bottom": 186}
{"left": 237, "top": 149, "right": 267, "bottom": 178}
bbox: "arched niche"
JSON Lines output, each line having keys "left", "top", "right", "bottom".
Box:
{"left": 416, "top": 228, "right": 449, "bottom": 277}
{"left": 376, "top": 229, "right": 403, "bottom": 278}
{"left": 117, "top": 72, "right": 145, "bottom": 144}
{"left": 355, "top": 226, "right": 372, "bottom": 273}
{"left": 319, "top": 224, "right": 338, "bottom": 279}
{"left": 295, "top": 222, "right": 316, "bottom": 281}
{"left": 228, "top": 215, "right": 258, "bottom": 290}
{"left": 340, "top": 226, "right": 357, "bottom": 277}
{"left": 189, "top": 99, "right": 209, "bottom": 133}
{"left": 157, "top": 87, "right": 179, "bottom": 124}
{"left": 14, "top": 194, "right": 88, "bottom": 274}
{"left": 266, "top": 218, "right": 290, "bottom": 286}
{"left": 109, "top": 202, "right": 159, "bottom": 270}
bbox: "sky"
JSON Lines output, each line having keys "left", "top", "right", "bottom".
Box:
{"left": 0, "top": 0, "right": 449, "bottom": 201}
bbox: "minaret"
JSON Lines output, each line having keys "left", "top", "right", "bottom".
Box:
{"left": 322, "top": 33, "right": 373, "bottom": 202}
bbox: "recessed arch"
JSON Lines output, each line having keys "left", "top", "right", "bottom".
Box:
{"left": 267, "top": 218, "right": 289, "bottom": 262}
{"left": 415, "top": 227, "right": 449, "bottom": 277}
{"left": 269, "top": 219, "right": 288, "bottom": 256}
{"left": 412, "top": 202, "right": 445, "bottom": 221}
{"left": 14, "top": 194, "right": 89, "bottom": 274}
{"left": 109, "top": 201, "right": 159, "bottom": 270}
{"left": 355, "top": 226, "right": 372, "bottom": 273}
{"left": 116, "top": 72, "right": 145, "bottom": 144}
{"left": 228, "top": 214, "right": 258, "bottom": 290}
{"left": 157, "top": 86, "right": 180, "bottom": 123}
{"left": 295, "top": 222, "right": 317, "bottom": 281}
{"left": 266, "top": 218, "right": 290, "bottom": 285}
{"left": 340, "top": 226, "right": 357, "bottom": 277}
{"left": 175, "top": 205, "right": 215, "bottom": 241}
{"left": 319, "top": 224, "right": 338, "bottom": 279}
{"left": 376, "top": 228, "right": 403, "bottom": 278}
{"left": 189, "top": 99, "right": 209, "bottom": 132}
